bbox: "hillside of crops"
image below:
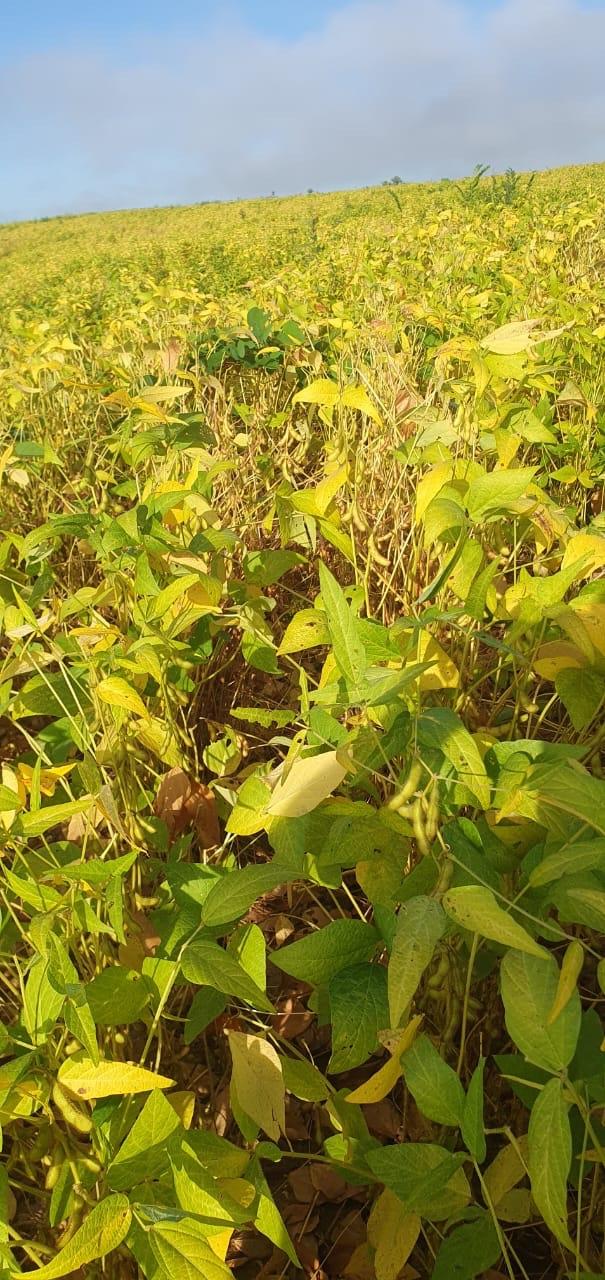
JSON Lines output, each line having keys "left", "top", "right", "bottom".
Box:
{"left": 1, "top": 162, "right": 605, "bottom": 1280}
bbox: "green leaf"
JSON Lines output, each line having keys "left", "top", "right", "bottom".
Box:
{"left": 417, "top": 708, "right": 490, "bottom": 808}
{"left": 367, "top": 1143, "right": 470, "bottom": 1219}
{"left": 148, "top": 1216, "right": 232, "bottom": 1279}
{"left": 249, "top": 1163, "right": 300, "bottom": 1267}
{"left": 529, "top": 838, "right": 605, "bottom": 887}
{"left": 432, "top": 1214, "right": 501, "bottom": 1279}
{"left": 442, "top": 885, "right": 547, "bottom": 958}
{"left": 555, "top": 668, "right": 605, "bottom": 730}
{"left": 271, "top": 919, "right": 379, "bottom": 987}
{"left": 22, "top": 956, "right": 64, "bottom": 1046}
{"left": 498, "top": 761, "right": 605, "bottom": 837}
{"left": 17, "top": 797, "right": 93, "bottom": 839}
{"left": 281, "top": 1056, "right": 331, "bottom": 1101}
{"left": 551, "top": 881, "right": 605, "bottom": 932}
{"left": 184, "top": 988, "right": 227, "bottom": 1044}
{"left": 328, "top": 963, "right": 389, "bottom": 1073}
{"left": 318, "top": 562, "right": 366, "bottom": 688}
{"left": 171, "top": 1143, "right": 251, "bottom": 1224}
{"left": 400, "top": 1034, "right": 464, "bottom": 1126}
{"left": 466, "top": 467, "right": 537, "bottom": 520}
{"left": 461, "top": 1057, "right": 486, "bottom": 1162}
{"left": 181, "top": 940, "right": 274, "bottom": 1012}
{"left": 107, "top": 1089, "right": 180, "bottom": 1191}
{"left": 388, "top": 896, "right": 446, "bottom": 1027}
{"left": 528, "top": 1077, "right": 574, "bottom": 1249}
{"left": 86, "top": 966, "right": 150, "bottom": 1027}
{"left": 18, "top": 1194, "right": 131, "bottom": 1278}
{"left": 501, "top": 951, "right": 581, "bottom": 1073}
{"left": 202, "top": 863, "right": 286, "bottom": 928}
{"left": 227, "top": 922, "right": 266, "bottom": 991}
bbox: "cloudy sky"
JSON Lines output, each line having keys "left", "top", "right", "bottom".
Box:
{"left": 1, "top": 0, "right": 604, "bottom": 223}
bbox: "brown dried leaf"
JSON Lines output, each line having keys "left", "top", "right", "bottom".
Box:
{"left": 160, "top": 338, "right": 183, "bottom": 374}
{"left": 288, "top": 1165, "right": 316, "bottom": 1204}
{"left": 309, "top": 1164, "right": 353, "bottom": 1202}
{"left": 154, "top": 767, "right": 219, "bottom": 848}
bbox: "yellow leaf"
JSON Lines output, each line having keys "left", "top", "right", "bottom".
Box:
{"left": 340, "top": 384, "right": 383, "bottom": 425}
{"left": 533, "top": 641, "right": 585, "bottom": 681}
{"left": 17, "top": 762, "right": 75, "bottom": 797}
{"left": 228, "top": 1032, "right": 285, "bottom": 1141}
{"left": 207, "top": 1230, "right": 233, "bottom": 1261}
{"left": 292, "top": 378, "right": 340, "bottom": 408}
{"left": 97, "top": 676, "right": 149, "bottom": 719}
{"left": 58, "top": 1056, "right": 174, "bottom": 1100}
{"left": 415, "top": 462, "right": 453, "bottom": 522}
{"left": 547, "top": 941, "right": 584, "bottom": 1026}
{"left": 417, "top": 632, "right": 459, "bottom": 691}
{"left": 368, "top": 1191, "right": 420, "bottom": 1280}
{"left": 346, "top": 1016, "right": 422, "bottom": 1104}
{"left": 568, "top": 600, "right": 605, "bottom": 659}
{"left": 562, "top": 532, "right": 605, "bottom": 578}
{"left": 483, "top": 1135, "right": 529, "bottom": 1207}
{"left": 442, "top": 886, "right": 547, "bottom": 959}
{"left": 314, "top": 463, "right": 349, "bottom": 516}
{"left": 265, "top": 749, "right": 348, "bottom": 818}
{"left": 0, "top": 766, "right": 26, "bottom": 830}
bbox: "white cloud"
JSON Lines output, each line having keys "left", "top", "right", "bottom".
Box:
{"left": 1, "top": 0, "right": 604, "bottom": 220}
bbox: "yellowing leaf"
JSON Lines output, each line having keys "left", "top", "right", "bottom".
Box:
{"left": 265, "top": 749, "right": 348, "bottom": 818}
{"left": 547, "top": 941, "right": 584, "bottom": 1025}
{"left": 443, "top": 886, "right": 547, "bottom": 958}
{"left": 58, "top": 1056, "right": 174, "bottom": 1100}
{"left": 19, "top": 1194, "right": 131, "bottom": 1278}
{"left": 277, "top": 608, "right": 330, "bottom": 656}
{"left": 346, "top": 1016, "right": 422, "bottom": 1104}
{"left": 96, "top": 676, "right": 149, "bottom": 719}
{"left": 228, "top": 1032, "right": 285, "bottom": 1140}
{"left": 483, "top": 1135, "right": 528, "bottom": 1208}
{"left": 367, "top": 1191, "right": 420, "bottom": 1280}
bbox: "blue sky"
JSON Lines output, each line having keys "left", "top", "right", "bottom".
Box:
{"left": 1, "top": 0, "right": 604, "bottom": 223}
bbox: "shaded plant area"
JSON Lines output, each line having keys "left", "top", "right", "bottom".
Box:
{"left": 0, "top": 163, "right": 604, "bottom": 1279}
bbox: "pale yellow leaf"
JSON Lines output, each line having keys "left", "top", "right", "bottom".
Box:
{"left": 368, "top": 1191, "right": 420, "bottom": 1280}
{"left": 265, "top": 749, "right": 348, "bottom": 818}
{"left": 480, "top": 319, "right": 541, "bottom": 355}
{"left": 228, "top": 1032, "right": 285, "bottom": 1140}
